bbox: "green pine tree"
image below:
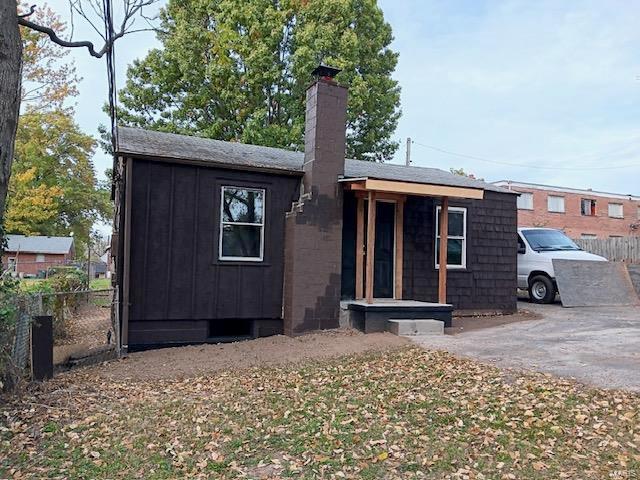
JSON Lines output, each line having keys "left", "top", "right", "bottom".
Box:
{"left": 117, "top": 0, "right": 401, "bottom": 161}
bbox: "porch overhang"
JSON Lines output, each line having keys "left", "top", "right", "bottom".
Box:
{"left": 342, "top": 177, "right": 483, "bottom": 306}
{"left": 340, "top": 178, "right": 484, "bottom": 200}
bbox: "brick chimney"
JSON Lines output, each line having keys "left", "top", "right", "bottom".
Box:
{"left": 282, "top": 65, "right": 348, "bottom": 336}
{"left": 302, "top": 64, "right": 348, "bottom": 196}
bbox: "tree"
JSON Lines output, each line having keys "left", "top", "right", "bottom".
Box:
{"left": 5, "top": 110, "right": 111, "bottom": 254}
{"left": 0, "top": 0, "right": 158, "bottom": 229}
{"left": 450, "top": 167, "right": 484, "bottom": 181}
{"left": 20, "top": 4, "right": 80, "bottom": 111}
{"left": 117, "top": 0, "right": 401, "bottom": 161}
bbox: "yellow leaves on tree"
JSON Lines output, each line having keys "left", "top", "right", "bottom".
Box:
{"left": 4, "top": 168, "right": 62, "bottom": 235}
{"left": 19, "top": 3, "right": 79, "bottom": 111}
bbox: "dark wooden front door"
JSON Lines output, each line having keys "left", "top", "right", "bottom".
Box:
{"left": 370, "top": 201, "right": 395, "bottom": 298}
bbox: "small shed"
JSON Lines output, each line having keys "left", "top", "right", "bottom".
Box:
{"left": 113, "top": 67, "right": 518, "bottom": 348}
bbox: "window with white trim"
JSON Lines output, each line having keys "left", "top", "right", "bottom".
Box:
{"left": 435, "top": 206, "right": 466, "bottom": 269}
{"left": 35, "top": 254, "right": 45, "bottom": 263}
{"left": 219, "top": 186, "right": 265, "bottom": 261}
{"left": 517, "top": 192, "right": 533, "bottom": 210}
{"left": 547, "top": 195, "right": 565, "bottom": 213}
{"left": 608, "top": 203, "right": 623, "bottom": 218}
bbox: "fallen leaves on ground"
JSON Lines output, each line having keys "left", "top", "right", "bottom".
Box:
{"left": 1, "top": 346, "right": 638, "bottom": 479}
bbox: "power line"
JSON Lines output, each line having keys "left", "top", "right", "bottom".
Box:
{"left": 409, "top": 140, "right": 640, "bottom": 171}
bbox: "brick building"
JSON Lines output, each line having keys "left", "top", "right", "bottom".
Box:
{"left": 493, "top": 181, "right": 640, "bottom": 239}
{"left": 3, "top": 235, "right": 75, "bottom": 277}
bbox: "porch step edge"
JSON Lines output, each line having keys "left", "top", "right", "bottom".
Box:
{"left": 387, "top": 319, "right": 444, "bottom": 336}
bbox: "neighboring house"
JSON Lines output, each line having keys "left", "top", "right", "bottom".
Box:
{"left": 99, "top": 247, "right": 113, "bottom": 279}
{"left": 113, "top": 66, "right": 518, "bottom": 349}
{"left": 493, "top": 180, "right": 640, "bottom": 239}
{"left": 2, "top": 234, "right": 75, "bottom": 277}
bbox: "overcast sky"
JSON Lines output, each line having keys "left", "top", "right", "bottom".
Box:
{"left": 47, "top": 0, "right": 640, "bottom": 196}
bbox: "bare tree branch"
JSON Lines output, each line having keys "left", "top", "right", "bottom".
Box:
{"left": 17, "top": 1, "right": 158, "bottom": 59}
{"left": 18, "top": 5, "right": 36, "bottom": 18}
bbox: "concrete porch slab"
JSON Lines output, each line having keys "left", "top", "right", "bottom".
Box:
{"left": 343, "top": 300, "right": 453, "bottom": 333}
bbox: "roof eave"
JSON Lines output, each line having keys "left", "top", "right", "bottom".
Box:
{"left": 118, "top": 151, "right": 305, "bottom": 177}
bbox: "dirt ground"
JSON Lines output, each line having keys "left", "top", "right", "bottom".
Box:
{"left": 447, "top": 307, "right": 541, "bottom": 334}
{"left": 96, "top": 329, "right": 409, "bottom": 382}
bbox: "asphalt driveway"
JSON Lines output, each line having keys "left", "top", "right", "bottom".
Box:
{"left": 413, "top": 301, "right": 640, "bottom": 392}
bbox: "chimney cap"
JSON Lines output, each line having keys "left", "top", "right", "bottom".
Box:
{"left": 311, "top": 64, "right": 342, "bottom": 80}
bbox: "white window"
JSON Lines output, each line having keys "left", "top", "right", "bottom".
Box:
{"left": 547, "top": 195, "right": 565, "bottom": 213}
{"left": 219, "top": 186, "right": 265, "bottom": 261}
{"left": 435, "top": 206, "right": 466, "bottom": 269}
{"left": 35, "top": 254, "right": 45, "bottom": 263}
{"left": 608, "top": 203, "right": 623, "bottom": 218}
{"left": 517, "top": 192, "right": 533, "bottom": 210}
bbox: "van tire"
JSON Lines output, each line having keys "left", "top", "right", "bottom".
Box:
{"left": 528, "top": 275, "right": 555, "bottom": 304}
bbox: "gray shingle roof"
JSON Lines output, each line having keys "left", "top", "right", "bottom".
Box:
{"left": 6, "top": 235, "right": 74, "bottom": 254}
{"left": 117, "top": 127, "right": 513, "bottom": 194}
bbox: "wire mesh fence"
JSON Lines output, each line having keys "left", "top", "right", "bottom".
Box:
{"left": 44, "top": 288, "right": 118, "bottom": 367}
{"left": 1, "top": 288, "right": 119, "bottom": 389}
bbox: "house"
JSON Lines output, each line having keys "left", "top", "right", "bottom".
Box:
{"left": 113, "top": 66, "right": 518, "bottom": 349}
{"left": 2, "top": 234, "right": 75, "bottom": 277}
{"left": 493, "top": 180, "right": 640, "bottom": 239}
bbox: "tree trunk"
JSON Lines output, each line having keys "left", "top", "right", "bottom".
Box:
{"left": 0, "top": 2, "right": 22, "bottom": 221}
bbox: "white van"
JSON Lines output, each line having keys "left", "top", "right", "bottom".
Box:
{"left": 517, "top": 227, "right": 606, "bottom": 303}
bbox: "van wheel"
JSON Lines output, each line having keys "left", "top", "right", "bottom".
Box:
{"left": 528, "top": 275, "right": 555, "bottom": 304}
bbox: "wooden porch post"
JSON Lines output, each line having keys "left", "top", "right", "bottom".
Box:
{"left": 394, "top": 200, "right": 404, "bottom": 300}
{"left": 355, "top": 197, "right": 365, "bottom": 299}
{"left": 365, "top": 191, "right": 376, "bottom": 304}
{"left": 438, "top": 196, "right": 449, "bottom": 304}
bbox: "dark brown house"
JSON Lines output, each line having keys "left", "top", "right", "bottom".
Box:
{"left": 113, "top": 67, "right": 518, "bottom": 349}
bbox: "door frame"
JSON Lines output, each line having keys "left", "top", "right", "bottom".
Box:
{"left": 371, "top": 198, "right": 397, "bottom": 299}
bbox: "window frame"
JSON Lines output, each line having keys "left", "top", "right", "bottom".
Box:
{"left": 435, "top": 206, "right": 467, "bottom": 270}
{"left": 517, "top": 192, "right": 533, "bottom": 210}
{"left": 581, "top": 198, "right": 596, "bottom": 216}
{"left": 607, "top": 203, "right": 624, "bottom": 219}
{"left": 218, "top": 186, "right": 266, "bottom": 262}
{"left": 547, "top": 195, "right": 565, "bottom": 213}
{"left": 35, "top": 253, "right": 45, "bottom": 263}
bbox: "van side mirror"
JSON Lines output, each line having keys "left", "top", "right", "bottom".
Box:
{"left": 517, "top": 245, "right": 526, "bottom": 254}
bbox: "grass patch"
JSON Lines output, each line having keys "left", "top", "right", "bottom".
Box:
{"left": 1, "top": 347, "right": 638, "bottom": 478}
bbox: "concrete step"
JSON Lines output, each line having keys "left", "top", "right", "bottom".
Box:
{"left": 387, "top": 319, "right": 444, "bottom": 336}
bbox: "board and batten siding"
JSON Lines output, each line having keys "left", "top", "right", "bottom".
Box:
{"left": 126, "top": 158, "right": 300, "bottom": 345}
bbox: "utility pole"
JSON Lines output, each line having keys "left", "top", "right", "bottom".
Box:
{"left": 405, "top": 137, "right": 411, "bottom": 166}
{"left": 86, "top": 236, "right": 91, "bottom": 290}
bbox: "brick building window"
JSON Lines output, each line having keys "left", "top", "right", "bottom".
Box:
{"left": 581, "top": 199, "right": 596, "bottom": 216}
{"left": 581, "top": 233, "right": 597, "bottom": 239}
{"left": 435, "top": 206, "right": 466, "bottom": 269}
{"left": 35, "top": 254, "right": 45, "bottom": 262}
{"left": 608, "top": 203, "right": 623, "bottom": 218}
{"left": 547, "top": 195, "right": 565, "bottom": 213}
{"left": 517, "top": 192, "right": 533, "bottom": 210}
{"left": 219, "top": 186, "right": 265, "bottom": 261}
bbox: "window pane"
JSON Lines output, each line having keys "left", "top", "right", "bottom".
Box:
{"left": 448, "top": 212, "right": 464, "bottom": 237}
{"left": 608, "top": 203, "right": 623, "bottom": 218}
{"left": 221, "top": 225, "right": 261, "bottom": 258}
{"left": 436, "top": 238, "right": 464, "bottom": 266}
{"left": 547, "top": 196, "right": 565, "bottom": 213}
{"left": 222, "top": 188, "right": 263, "bottom": 223}
{"left": 517, "top": 192, "right": 533, "bottom": 210}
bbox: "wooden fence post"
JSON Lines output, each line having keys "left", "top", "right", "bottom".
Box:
{"left": 31, "top": 316, "right": 53, "bottom": 381}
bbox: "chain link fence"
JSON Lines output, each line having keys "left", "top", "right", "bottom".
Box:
{"left": 1, "top": 288, "right": 119, "bottom": 389}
